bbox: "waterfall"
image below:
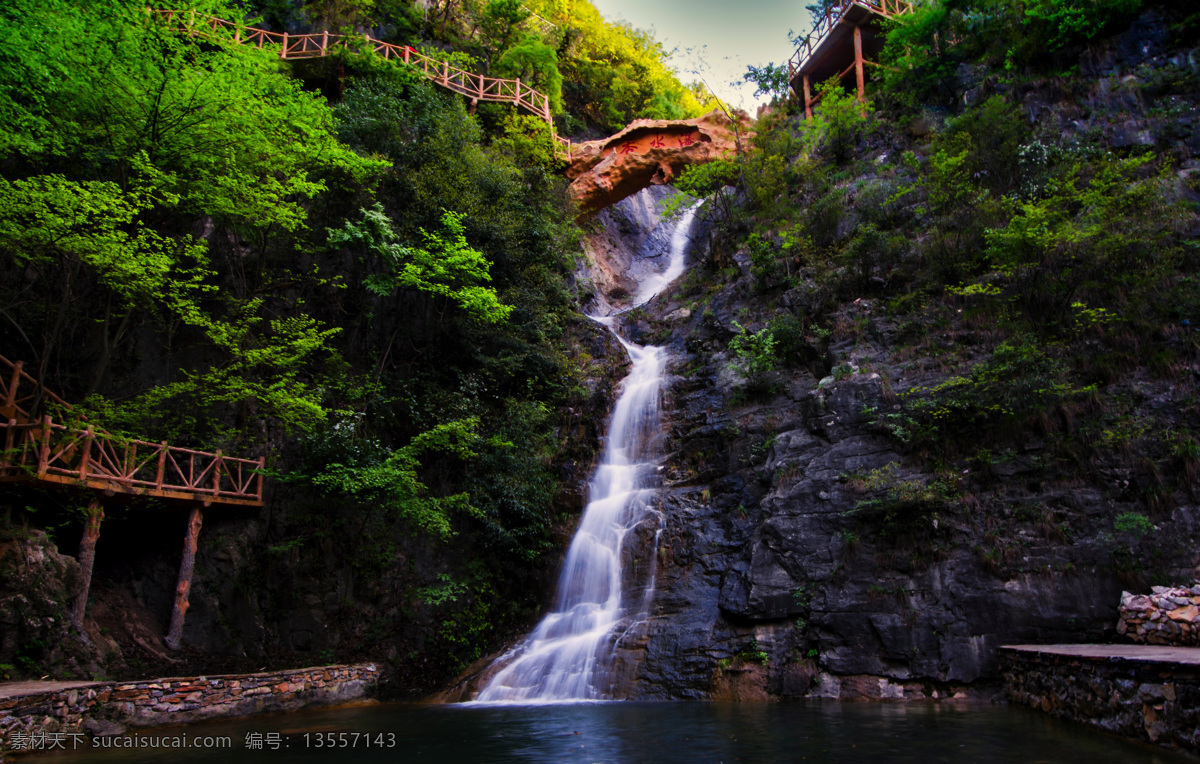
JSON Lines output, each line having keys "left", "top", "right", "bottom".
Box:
{"left": 473, "top": 201, "right": 700, "bottom": 703}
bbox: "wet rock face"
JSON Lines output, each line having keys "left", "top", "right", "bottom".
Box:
{"left": 578, "top": 185, "right": 695, "bottom": 315}
{"left": 566, "top": 110, "right": 749, "bottom": 216}
{"left": 616, "top": 261, "right": 1200, "bottom": 703}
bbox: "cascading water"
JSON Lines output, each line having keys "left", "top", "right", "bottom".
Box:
{"left": 473, "top": 201, "right": 701, "bottom": 703}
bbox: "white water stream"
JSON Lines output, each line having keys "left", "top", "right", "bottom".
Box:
{"left": 474, "top": 201, "right": 700, "bottom": 703}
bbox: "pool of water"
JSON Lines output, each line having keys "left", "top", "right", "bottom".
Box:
{"left": 29, "top": 700, "right": 1190, "bottom": 763}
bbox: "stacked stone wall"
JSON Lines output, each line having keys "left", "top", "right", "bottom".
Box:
{"left": 0, "top": 663, "right": 377, "bottom": 756}
{"left": 1001, "top": 649, "right": 1200, "bottom": 755}
{"left": 1118, "top": 586, "right": 1200, "bottom": 645}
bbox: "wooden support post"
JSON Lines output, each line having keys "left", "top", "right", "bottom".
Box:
{"left": 71, "top": 499, "right": 103, "bottom": 629}
{"left": 165, "top": 506, "right": 204, "bottom": 650}
{"left": 37, "top": 414, "right": 51, "bottom": 476}
{"left": 321, "top": 30, "right": 329, "bottom": 55}
{"left": 854, "top": 25, "right": 866, "bottom": 104}
{"left": 281, "top": 32, "right": 289, "bottom": 59}
{"left": 803, "top": 75, "right": 813, "bottom": 120}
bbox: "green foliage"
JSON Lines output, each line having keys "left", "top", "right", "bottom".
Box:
{"left": 1022, "top": 0, "right": 1143, "bottom": 56}
{"left": 330, "top": 204, "right": 513, "bottom": 324}
{"left": 881, "top": 0, "right": 1143, "bottom": 105}
{"left": 846, "top": 463, "right": 960, "bottom": 539}
{"left": 492, "top": 114, "right": 563, "bottom": 168}
{"left": 727, "top": 321, "right": 779, "bottom": 384}
{"left": 674, "top": 159, "right": 741, "bottom": 198}
{"left": 1114, "top": 512, "right": 1155, "bottom": 538}
{"left": 746, "top": 226, "right": 817, "bottom": 289}
{"left": 524, "top": 0, "right": 715, "bottom": 130}
{"left": 480, "top": 0, "right": 531, "bottom": 58}
{"left": 496, "top": 35, "right": 564, "bottom": 114}
{"left": 886, "top": 339, "right": 1093, "bottom": 451}
{"left": 802, "top": 81, "right": 873, "bottom": 164}
{"left": 0, "top": 0, "right": 380, "bottom": 228}
{"left": 982, "top": 156, "right": 1187, "bottom": 325}
{"left": 743, "top": 62, "right": 791, "bottom": 105}
{"left": 733, "top": 640, "right": 770, "bottom": 665}
{"left": 304, "top": 417, "right": 485, "bottom": 540}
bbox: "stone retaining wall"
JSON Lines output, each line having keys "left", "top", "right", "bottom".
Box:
{"left": 1118, "top": 585, "right": 1200, "bottom": 645}
{"left": 1001, "top": 648, "right": 1200, "bottom": 754}
{"left": 0, "top": 663, "right": 377, "bottom": 756}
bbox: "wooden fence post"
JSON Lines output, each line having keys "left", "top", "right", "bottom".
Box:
{"left": 165, "top": 505, "right": 204, "bottom": 650}
{"left": 3, "top": 360, "right": 21, "bottom": 415}
{"left": 37, "top": 415, "right": 51, "bottom": 476}
{"left": 3, "top": 418, "right": 14, "bottom": 458}
{"left": 212, "top": 450, "right": 222, "bottom": 496}
{"left": 71, "top": 499, "right": 104, "bottom": 629}
{"left": 256, "top": 457, "right": 265, "bottom": 502}
{"left": 78, "top": 426, "right": 93, "bottom": 480}
{"left": 156, "top": 442, "right": 168, "bottom": 488}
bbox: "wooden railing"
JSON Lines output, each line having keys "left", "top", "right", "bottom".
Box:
{"left": 152, "top": 9, "right": 572, "bottom": 160}
{"left": 1, "top": 355, "right": 72, "bottom": 423}
{"left": 787, "top": 0, "right": 914, "bottom": 80}
{"left": 0, "top": 353, "right": 263, "bottom": 506}
{"left": 1, "top": 416, "right": 264, "bottom": 506}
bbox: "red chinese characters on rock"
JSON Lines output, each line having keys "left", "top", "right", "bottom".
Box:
{"left": 611, "top": 129, "right": 703, "bottom": 159}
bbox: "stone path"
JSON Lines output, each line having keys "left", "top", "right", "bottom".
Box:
{"left": 1002, "top": 643, "right": 1200, "bottom": 665}
{"left": 0, "top": 680, "right": 98, "bottom": 701}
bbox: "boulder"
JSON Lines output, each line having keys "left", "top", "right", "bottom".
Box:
{"left": 566, "top": 109, "right": 751, "bottom": 214}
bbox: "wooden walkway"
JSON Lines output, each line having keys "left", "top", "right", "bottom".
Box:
{"left": 787, "top": 0, "right": 913, "bottom": 117}
{"left": 0, "top": 356, "right": 262, "bottom": 507}
{"left": 152, "top": 9, "right": 572, "bottom": 160}
{"left": 1, "top": 354, "right": 264, "bottom": 648}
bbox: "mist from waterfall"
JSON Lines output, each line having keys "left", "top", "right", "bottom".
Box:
{"left": 472, "top": 201, "right": 700, "bottom": 703}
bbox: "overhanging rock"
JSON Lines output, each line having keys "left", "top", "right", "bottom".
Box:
{"left": 566, "top": 109, "right": 751, "bottom": 215}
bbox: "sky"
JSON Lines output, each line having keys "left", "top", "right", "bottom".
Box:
{"left": 589, "top": 0, "right": 813, "bottom": 112}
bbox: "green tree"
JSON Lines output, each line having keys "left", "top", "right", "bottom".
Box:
{"left": 802, "top": 80, "right": 872, "bottom": 164}
{"left": 496, "top": 35, "right": 564, "bottom": 114}
{"left": 329, "top": 204, "right": 514, "bottom": 324}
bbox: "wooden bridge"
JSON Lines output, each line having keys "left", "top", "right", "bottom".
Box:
{"left": 153, "top": 9, "right": 572, "bottom": 160}
{"left": 0, "top": 355, "right": 263, "bottom": 650}
{"left": 788, "top": 0, "right": 914, "bottom": 118}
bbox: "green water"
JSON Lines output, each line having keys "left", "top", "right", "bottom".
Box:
{"left": 28, "top": 701, "right": 1191, "bottom": 763}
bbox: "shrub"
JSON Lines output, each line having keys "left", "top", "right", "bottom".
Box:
{"left": 802, "top": 80, "right": 873, "bottom": 165}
